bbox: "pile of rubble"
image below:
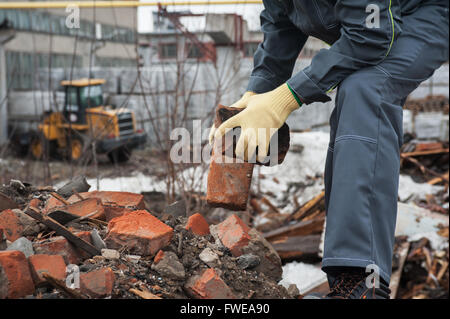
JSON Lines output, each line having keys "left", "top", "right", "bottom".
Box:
{"left": 0, "top": 179, "right": 293, "bottom": 299}
{"left": 404, "top": 95, "right": 449, "bottom": 114}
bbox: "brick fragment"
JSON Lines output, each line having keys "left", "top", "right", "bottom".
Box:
{"left": 153, "top": 250, "right": 165, "bottom": 264}
{"left": 80, "top": 267, "right": 115, "bottom": 298}
{"left": 0, "top": 250, "right": 35, "bottom": 298}
{"left": 29, "top": 198, "right": 42, "bottom": 210}
{"left": 206, "top": 104, "right": 291, "bottom": 210}
{"left": 43, "top": 196, "right": 66, "bottom": 214}
{"left": 206, "top": 150, "right": 254, "bottom": 211}
{"left": 33, "top": 231, "right": 93, "bottom": 264}
{"left": 105, "top": 210, "right": 173, "bottom": 256}
{"left": 49, "top": 198, "right": 105, "bottom": 220}
{"left": 214, "top": 214, "right": 251, "bottom": 256}
{"left": 0, "top": 209, "right": 24, "bottom": 241}
{"left": 185, "top": 213, "right": 210, "bottom": 236}
{"left": 68, "top": 191, "right": 145, "bottom": 221}
{"left": 185, "top": 268, "right": 235, "bottom": 299}
{"left": 28, "top": 254, "right": 67, "bottom": 286}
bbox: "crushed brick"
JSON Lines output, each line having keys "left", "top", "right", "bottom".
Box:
{"left": 185, "top": 213, "right": 210, "bottom": 236}
{"left": 185, "top": 268, "right": 235, "bottom": 299}
{"left": 215, "top": 214, "right": 251, "bottom": 256}
{"left": 28, "top": 254, "right": 67, "bottom": 286}
{"left": 80, "top": 267, "right": 115, "bottom": 298}
{"left": 0, "top": 209, "right": 24, "bottom": 242}
{"left": 105, "top": 210, "right": 173, "bottom": 256}
{"left": 0, "top": 250, "right": 35, "bottom": 298}
{"left": 33, "top": 231, "right": 93, "bottom": 264}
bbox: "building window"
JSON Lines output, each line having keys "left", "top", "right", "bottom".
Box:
{"left": 159, "top": 43, "right": 177, "bottom": 59}
{"left": 186, "top": 43, "right": 204, "bottom": 59}
{"left": 0, "top": 9, "right": 135, "bottom": 43}
{"left": 243, "top": 42, "right": 259, "bottom": 57}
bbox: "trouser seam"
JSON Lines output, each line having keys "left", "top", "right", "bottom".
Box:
{"left": 335, "top": 135, "right": 377, "bottom": 144}
{"left": 368, "top": 80, "right": 384, "bottom": 269}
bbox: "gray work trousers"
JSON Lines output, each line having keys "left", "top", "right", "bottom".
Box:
{"left": 322, "top": 4, "right": 449, "bottom": 283}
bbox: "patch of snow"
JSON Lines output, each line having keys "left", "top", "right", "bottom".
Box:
{"left": 255, "top": 131, "right": 329, "bottom": 210}
{"left": 279, "top": 262, "right": 327, "bottom": 294}
{"left": 396, "top": 202, "right": 448, "bottom": 250}
{"left": 55, "top": 172, "right": 166, "bottom": 194}
{"left": 398, "top": 175, "right": 444, "bottom": 203}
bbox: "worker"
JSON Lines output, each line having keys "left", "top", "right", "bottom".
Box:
{"left": 210, "top": 0, "right": 449, "bottom": 299}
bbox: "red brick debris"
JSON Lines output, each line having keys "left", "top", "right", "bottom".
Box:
{"left": 206, "top": 104, "right": 291, "bottom": 211}
{"left": 185, "top": 213, "right": 210, "bottom": 236}
{"left": 33, "top": 231, "right": 94, "bottom": 265}
{"left": 215, "top": 214, "right": 251, "bottom": 256}
{"left": 185, "top": 268, "right": 236, "bottom": 299}
{"left": 0, "top": 250, "right": 35, "bottom": 299}
{"left": 28, "top": 254, "right": 67, "bottom": 286}
{"left": 0, "top": 209, "right": 24, "bottom": 242}
{"left": 105, "top": 210, "right": 173, "bottom": 256}
{"left": 80, "top": 267, "right": 115, "bottom": 298}
{"left": 0, "top": 184, "right": 289, "bottom": 300}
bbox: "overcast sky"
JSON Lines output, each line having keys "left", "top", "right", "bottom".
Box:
{"left": 138, "top": 0, "right": 264, "bottom": 32}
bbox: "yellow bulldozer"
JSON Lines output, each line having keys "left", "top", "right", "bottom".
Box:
{"left": 29, "top": 78, "right": 147, "bottom": 163}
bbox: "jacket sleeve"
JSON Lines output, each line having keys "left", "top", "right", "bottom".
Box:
{"left": 247, "top": 0, "right": 308, "bottom": 94}
{"left": 287, "top": 0, "right": 400, "bottom": 104}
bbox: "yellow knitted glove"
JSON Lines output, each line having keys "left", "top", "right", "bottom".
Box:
{"left": 213, "top": 83, "right": 300, "bottom": 162}
{"left": 208, "top": 91, "right": 256, "bottom": 145}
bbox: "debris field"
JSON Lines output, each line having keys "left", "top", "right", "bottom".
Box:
{"left": 0, "top": 178, "right": 293, "bottom": 299}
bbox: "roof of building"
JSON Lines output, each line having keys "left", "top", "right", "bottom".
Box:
{"left": 60, "top": 78, "right": 106, "bottom": 87}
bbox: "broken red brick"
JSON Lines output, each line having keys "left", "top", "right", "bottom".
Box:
{"left": 49, "top": 198, "right": 105, "bottom": 220}
{"left": 185, "top": 213, "right": 210, "bottom": 236}
{"left": 43, "top": 196, "right": 67, "bottom": 214}
{"left": 206, "top": 150, "right": 254, "bottom": 211}
{"left": 0, "top": 250, "right": 35, "bottom": 298}
{"left": 105, "top": 210, "right": 173, "bottom": 256}
{"left": 185, "top": 268, "right": 235, "bottom": 299}
{"left": 207, "top": 105, "right": 255, "bottom": 211}
{"left": 153, "top": 250, "right": 165, "bottom": 264}
{"left": 28, "top": 254, "right": 67, "bottom": 286}
{"left": 215, "top": 214, "right": 251, "bottom": 256}
{"left": 33, "top": 231, "right": 93, "bottom": 264}
{"left": 80, "top": 267, "right": 115, "bottom": 298}
{"left": 29, "top": 198, "right": 42, "bottom": 210}
{"left": 0, "top": 209, "right": 24, "bottom": 242}
{"left": 68, "top": 191, "right": 145, "bottom": 221}
{"left": 206, "top": 104, "right": 291, "bottom": 210}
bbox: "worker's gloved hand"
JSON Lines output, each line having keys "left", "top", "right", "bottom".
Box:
{"left": 208, "top": 91, "right": 256, "bottom": 145}
{"left": 213, "top": 83, "right": 301, "bottom": 162}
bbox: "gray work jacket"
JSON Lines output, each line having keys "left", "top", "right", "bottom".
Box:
{"left": 247, "top": 0, "right": 447, "bottom": 104}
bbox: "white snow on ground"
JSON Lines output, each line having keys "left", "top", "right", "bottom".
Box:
{"left": 279, "top": 262, "right": 328, "bottom": 294}
{"left": 396, "top": 202, "right": 449, "bottom": 250}
{"left": 398, "top": 175, "right": 445, "bottom": 203}
{"left": 54, "top": 172, "right": 166, "bottom": 194}
{"left": 255, "top": 131, "right": 329, "bottom": 212}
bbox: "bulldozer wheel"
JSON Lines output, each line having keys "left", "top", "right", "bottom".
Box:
{"left": 108, "top": 147, "right": 131, "bottom": 164}
{"left": 68, "top": 136, "right": 84, "bottom": 162}
{"left": 30, "top": 136, "right": 47, "bottom": 160}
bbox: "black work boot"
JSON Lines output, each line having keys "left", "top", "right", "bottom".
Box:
{"left": 304, "top": 267, "right": 391, "bottom": 299}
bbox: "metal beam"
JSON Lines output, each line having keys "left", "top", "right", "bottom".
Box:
{"left": 0, "top": 1, "right": 263, "bottom": 9}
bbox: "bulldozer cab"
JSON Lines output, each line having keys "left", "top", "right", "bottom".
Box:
{"left": 61, "top": 78, "right": 105, "bottom": 124}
